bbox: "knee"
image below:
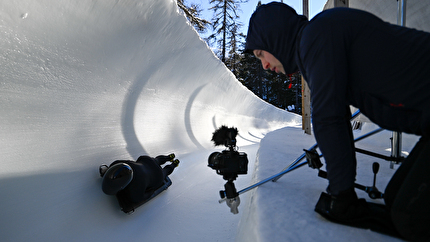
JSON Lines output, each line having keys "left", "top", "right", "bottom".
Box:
{"left": 390, "top": 188, "right": 430, "bottom": 241}
{"left": 391, "top": 208, "right": 412, "bottom": 240}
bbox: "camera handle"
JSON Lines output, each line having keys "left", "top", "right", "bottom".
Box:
{"left": 220, "top": 180, "right": 238, "bottom": 199}
{"left": 220, "top": 180, "right": 241, "bottom": 214}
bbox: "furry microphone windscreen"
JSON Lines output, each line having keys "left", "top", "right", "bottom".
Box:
{"left": 211, "top": 126, "right": 238, "bottom": 146}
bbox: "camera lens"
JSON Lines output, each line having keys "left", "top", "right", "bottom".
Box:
{"left": 208, "top": 152, "right": 221, "bottom": 169}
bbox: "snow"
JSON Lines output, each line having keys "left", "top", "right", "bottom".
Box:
{"left": 0, "top": 0, "right": 421, "bottom": 241}
{"left": 237, "top": 125, "right": 419, "bottom": 242}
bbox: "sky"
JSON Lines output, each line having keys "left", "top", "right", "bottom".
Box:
{"left": 193, "top": 0, "right": 328, "bottom": 36}
{"left": 0, "top": 0, "right": 423, "bottom": 241}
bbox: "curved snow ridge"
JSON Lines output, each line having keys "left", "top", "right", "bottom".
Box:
{"left": 0, "top": 0, "right": 298, "bottom": 176}
{"left": 0, "top": 0, "right": 298, "bottom": 241}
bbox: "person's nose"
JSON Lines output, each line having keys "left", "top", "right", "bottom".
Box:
{"left": 261, "top": 60, "right": 270, "bottom": 70}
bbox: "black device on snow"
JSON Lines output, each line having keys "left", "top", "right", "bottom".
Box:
{"left": 208, "top": 126, "right": 249, "bottom": 214}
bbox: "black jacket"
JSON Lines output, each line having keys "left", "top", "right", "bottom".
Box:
{"left": 111, "top": 156, "right": 164, "bottom": 203}
{"left": 246, "top": 3, "right": 430, "bottom": 194}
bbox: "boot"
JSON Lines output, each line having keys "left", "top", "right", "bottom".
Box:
{"left": 168, "top": 153, "right": 175, "bottom": 160}
{"left": 315, "top": 188, "right": 368, "bottom": 221}
{"left": 315, "top": 188, "right": 401, "bottom": 238}
{"left": 172, "top": 159, "right": 180, "bottom": 167}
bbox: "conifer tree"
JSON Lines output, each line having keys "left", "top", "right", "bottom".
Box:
{"left": 177, "top": 0, "right": 210, "bottom": 33}
{"left": 208, "top": 0, "right": 246, "bottom": 63}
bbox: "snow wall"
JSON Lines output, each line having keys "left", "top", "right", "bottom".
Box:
{"left": 0, "top": 0, "right": 300, "bottom": 241}
{"left": 0, "top": 0, "right": 298, "bottom": 175}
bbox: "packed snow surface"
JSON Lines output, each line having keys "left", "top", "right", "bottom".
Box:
{"left": 0, "top": 0, "right": 423, "bottom": 241}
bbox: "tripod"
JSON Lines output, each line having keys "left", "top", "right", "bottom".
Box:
{"left": 219, "top": 110, "right": 404, "bottom": 204}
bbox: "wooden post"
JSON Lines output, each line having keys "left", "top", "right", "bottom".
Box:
{"left": 301, "top": 76, "right": 311, "bottom": 134}
{"left": 301, "top": 0, "right": 311, "bottom": 135}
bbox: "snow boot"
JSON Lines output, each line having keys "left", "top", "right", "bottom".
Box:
{"left": 155, "top": 154, "right": 176, "bottom": 165}
{"left": 172, "top": 159, "right": 180, "bottom": 167}
{"left": 315, "top": 190, "right": 402, "bottom": 239}
{"left": 168, "top": 153, "right": 175, "bottom": 160}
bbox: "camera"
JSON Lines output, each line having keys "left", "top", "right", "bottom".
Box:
{"left": 207, "top": 126, "right": 249, "bottom": 214}
{"left": 208, "top": 150, "right": 248, "bottom": 180}
{"left": 208, "top": 126, "right": 248, "bottom": 181}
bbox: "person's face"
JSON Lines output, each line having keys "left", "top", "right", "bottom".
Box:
{"left": 253, "top": 50, "right": 285, "bottom": 74}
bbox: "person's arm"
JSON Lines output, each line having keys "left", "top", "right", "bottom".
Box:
{"left": 299, "top": 21, "right": 357, "bottom": 195}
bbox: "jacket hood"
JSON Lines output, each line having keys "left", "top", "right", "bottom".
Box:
{"left": 245, "top": 2, "right": 308, "bottom": 74}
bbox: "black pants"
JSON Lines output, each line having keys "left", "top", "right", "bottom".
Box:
{"left": 385, "top": 136, "right": 430, "bottom": 241}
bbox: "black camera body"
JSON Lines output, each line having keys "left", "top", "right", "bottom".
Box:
{"left": 208, "top": 126, "right": 249, "bottom": 181}
{"left": 208, "top": 150, "right": 248, "bottom": 180}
